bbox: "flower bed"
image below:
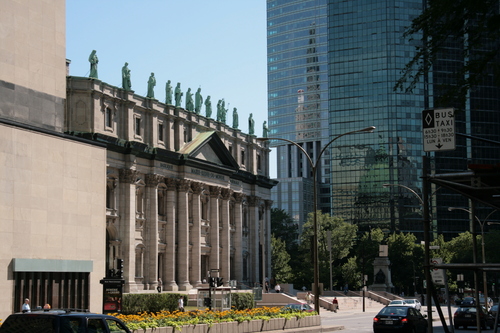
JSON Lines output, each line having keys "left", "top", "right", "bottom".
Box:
{"left": 113, "top": 307, "right": 320, "bottom": 332}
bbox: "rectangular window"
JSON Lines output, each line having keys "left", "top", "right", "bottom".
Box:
{"left": 135, "top": 117, "right": 141, "bottom": 136}
{"left": 158, "top": 123, "right": 164, "bottom": 142}
{"left": 241, "top": 150, "right": 245, "bottom": 165}
{"left": 257, "top": 154, "right": 262, "bottom": 170}
{"left": 105, "top": 108, "right": 112, "bottom": 128}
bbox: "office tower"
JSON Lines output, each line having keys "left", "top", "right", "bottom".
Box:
{"left": 268, "top": 0, "right": 500, "bottom": 239}
{"left": 267, "top": 0, "right": 330, "bottom": 233}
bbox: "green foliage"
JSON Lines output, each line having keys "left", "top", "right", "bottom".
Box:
{"left": 271, "top": 208, "right": 299, "bottom": 252}
{"left": 299, "top": 211, "right": 358, "bottom": 288}
{"left": 271, "top": 236, "right": 294, "bottom": 283}
{"left": 230, "top": 293, "right": 255, "bottom": 310}
{"left": 395, "top": 0, "right": 500, "bottom": 106}
{"left": 387, "top": 232, "right": 423, "bottom": 294}
{"left": 341, "top": 257, "right": 362, "bottom": 289}
{"left": 122, "top": 293, "right": 185, "bottom": 314}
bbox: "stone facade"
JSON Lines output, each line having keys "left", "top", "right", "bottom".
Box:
{"left": 66, "top": 77, "right": 276, "bottom": 292}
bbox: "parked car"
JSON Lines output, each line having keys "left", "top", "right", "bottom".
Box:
{"left": 460, "top": 296, "right": 476, "bottom": 305}
{"left": 388, "top": 300, "right": 407, "bottom": 306}
{"left": 453, "top": 305, "right": 494, "bottom": 330}
{"left": 479, "top": 295, "right": 494, "bottom": 307}
{"left": 373, "top": 306, "right": 428, "bottom": 333}
{"left": 403, "top": 299, "right": 422, "bottom": 311}
{"left": 283, "top": 303, "right": 314, "bottom": 312}
{"left": 0, "top": 309, "right": 131, "bottom": 333}
{"left": 489, "top": 304, "right": 498, "bottom": 318}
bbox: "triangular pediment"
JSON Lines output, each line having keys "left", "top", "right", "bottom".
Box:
{"left": 178, "top": 131, "right": 239, "bottom": 171}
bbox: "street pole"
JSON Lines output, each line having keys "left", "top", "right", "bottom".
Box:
{"left": 258, "top": 126, "right": 375, "bottom": 314}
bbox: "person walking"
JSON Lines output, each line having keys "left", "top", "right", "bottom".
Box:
{"left": 22, "top": 298, "right": 30, "bottom": 313}
{"left": 275, "top": 283, "right": 281, "bottom": 293}
{"left": 178, "top": 295, "right": 184, "bottom": 312}
{"left": 332, "top": 297, "right": 339, "bottom": 313}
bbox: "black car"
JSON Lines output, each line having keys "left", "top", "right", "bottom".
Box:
{"left": 453, "top": 305, "right": 494, "bottom": 330}
{"left": 373, "top": 306, "right": 428, "bottom": 333}
{"left": 0, "top": 309, "right": 131, "bottom": 333}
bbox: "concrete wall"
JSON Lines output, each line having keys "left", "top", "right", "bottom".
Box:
{"left": 0, "top": 123, "right": 107, "bottom": 319}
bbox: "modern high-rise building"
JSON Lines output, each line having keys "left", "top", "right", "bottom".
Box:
{"left": 267, "top": 0, "right": 500, "bottom": 239}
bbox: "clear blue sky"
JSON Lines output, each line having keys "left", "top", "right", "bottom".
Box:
{"left": 66, "top": 0, "right": 269, "bottom": 139}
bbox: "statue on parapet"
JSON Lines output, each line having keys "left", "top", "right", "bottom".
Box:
{"left": 232, "top": 108, "right": 239, "bottom": 129}
{"left": 216, "top": 100, "right": 222, "bottom": 122}
{"left": 175, "top": 82, "right": 183, "bottom": 107}
{"left": 147, "top": 73, "right": 156, "bottom": 98}
{"left": 165, "top": 80, "right": 173, "bottom": 105}
{"left": 88, "top": 50, "right": 98, "bottom": 79}
{"left": 220, "top": 99, "right": 227, "bottom": 124}
{"left": 205, "top": 96, "right": 212, "bottom": 118}
{"left": 122, "top": 62, "right": 131, "bottom": 91}
{"left": 248, "top": 113, "right": 255, "bottom": 135}
{"left": 195, "top": 88, "right": 203, "bottom": 114}
{"left": 186, "top": 88, "right": 194, "bottom": 111}
{"left": 263, "top": 121, "right": 268, "bottom": 138}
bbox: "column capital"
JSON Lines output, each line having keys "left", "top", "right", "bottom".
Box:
{"left": 209, "top": 185, "right": 221, "bottom": 198}
{"left": 247, "top": 195, "right": 261, "bottom": 207}
{"left": 233, "top": 192, "right": 245, "bottom": 203}
{"left": 165, "top": 177, "right": 178, "bottom": 191}
{"left": 177, "top": 179, "right": 191, "bottom": 192}
{"left": 119, "top": 168, "right": 140, "bottom": 184}
{"left": 146, "top": 173, "right": 163, "bottom": 187}
{"left": 191, "top": 181, "right": 204, "bottom": 195}
{"left": 264, "top": 200, "right": 273, "bottom": 209}
{"left": 221, "top": 188, "right": 233, "bottom": 200}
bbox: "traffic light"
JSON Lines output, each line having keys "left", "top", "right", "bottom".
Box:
{"left": 204, "top": 297, "right": 211, "bottom": 307}
{"left": 209, "top": 277, "right": 215, "bottom": 288}
{"left": 116, "top": 258, "right": 124, "bottom": 278}
{"left": 216, "top": 277, "right": 223, "bottom": 287}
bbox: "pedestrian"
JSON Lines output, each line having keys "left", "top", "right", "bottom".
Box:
{"left": 157, "top": 278, "right": 162, "bottom": 293}
{"left": 178, "top": 295, "right": 184, "bottom": 312}
{"left": 275, "top": 283, "right": 281, "bottom": 293}
{"left": 43, "top": 303, "right": 51, "bottom": 310}
{"left": 332, "top": 297, "right": 339, "bottom": 313}
{"left": 22, "top": 298, "right": 30, "bottom": 313}
{"left": 306, "top": 292, "right": 312, "bottom": 304}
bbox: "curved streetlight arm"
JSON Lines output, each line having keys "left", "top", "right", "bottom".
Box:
{"left": 257, "top": 137, "right": 314, "bottom": 169}
{"left": 448, "top": 207, "right": 481, "bottom": 226}
{"left": 382, "top": 183, "right": 424, "bottom": 206}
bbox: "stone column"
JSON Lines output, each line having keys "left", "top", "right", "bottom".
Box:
{"left": 177, "top": 179, "right": 192, "bottom": 291}
{"left": 164, "top": 177, "right": 178, "bottom": 290}
{"left": 247, "top": 195, "right": 261, "bottom": 284}
{"left": 190, "top": 182, "right": 203, "bottom": 287}
{"left": 233, "top": 193, "right": 245, "bottom": 283}
{"left": 264, "top": 200, "right": 273, "bottom": 286}
{"left": 209, "top": 186, "right": 221, "bottom": 272}
{"left": 118, "top": 168, "right": 139, "bottom": 292}
{"left": 166, "top": 117, "right": 175, "bottom": 151}
{"left": 220, "top": 188, "right": 233, "bottom": 285}
{"left": 145, "top": 174, "right": 161, "bottom": 290}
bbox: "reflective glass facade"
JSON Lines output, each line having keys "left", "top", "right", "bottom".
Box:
{"left": 267, "top": 0, "right": 330, "bottom": 229}
{"left": 268, "top": 0, "right": 500, "bottom": 239}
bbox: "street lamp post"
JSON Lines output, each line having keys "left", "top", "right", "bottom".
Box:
{"left": 448, "top": 207, "right": 497, "bottom": 312}
{"left": 258, "top": 126, "right": 375, "bottom": 313}
{"left": 382, "top": 182, "right": 433, "bottom": 333}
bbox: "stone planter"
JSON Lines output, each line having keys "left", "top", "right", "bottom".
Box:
{"left": 131, "top": 315, "right": 321, "bottom": 333}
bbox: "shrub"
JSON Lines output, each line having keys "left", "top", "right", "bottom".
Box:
{"left": 230, "top": 293, "right": 255, "bottom": 310}
{"left": 122, "top": 293, "right": 185, "bottom": 314}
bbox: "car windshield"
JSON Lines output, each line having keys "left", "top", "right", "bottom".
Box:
{"left": 379, "top": 307, "right": 408, "bottom": 315}
{"left": 390, "top": 300, "right": 403, "bottom": 304}
{"left": 406, "top": 300, "right": 415, "bottom": 304}
{"left": 457, "top": 307, "right": 477, "bottom": 313}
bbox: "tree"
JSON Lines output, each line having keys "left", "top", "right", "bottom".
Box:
{"left": 387, "top": 232, "right": 423, "bottom": 295}
{"left": 271, "top": 235, "right": 293, "bottom": 283}
{"left": 354, "top": 228, "right": 386, "bottom": 286}
{"left": 341, "top": 257, "right": 362, "bottom": 290}
{"left": 395, "top": 0, "right": 500, "bottom": 105}
{"left": 270, "top": 208, "right": 299, "bottom": 252}
{"left": 299, "top": 211, "right": 358, "bottom": 289}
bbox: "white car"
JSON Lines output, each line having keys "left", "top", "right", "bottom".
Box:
{"left": 403, "top": 298, "right": 422, "bottom": 311}
{"left": 388, "top": 300, "right": 406, "bottom": 306}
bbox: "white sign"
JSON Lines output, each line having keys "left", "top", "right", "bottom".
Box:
{"left": 431, "top": 258, "right": 445, "bottom": 285}
{"left": 422, "top": 108, "right": 456, "bottom": 152}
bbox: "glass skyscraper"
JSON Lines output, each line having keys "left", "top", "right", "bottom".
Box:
{"left": 267, "top": 0, "right": 500, "bottom": 239}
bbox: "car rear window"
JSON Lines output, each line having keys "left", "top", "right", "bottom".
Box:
{"left": 0, "top": 314, "right": 56, "bottom": 333}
